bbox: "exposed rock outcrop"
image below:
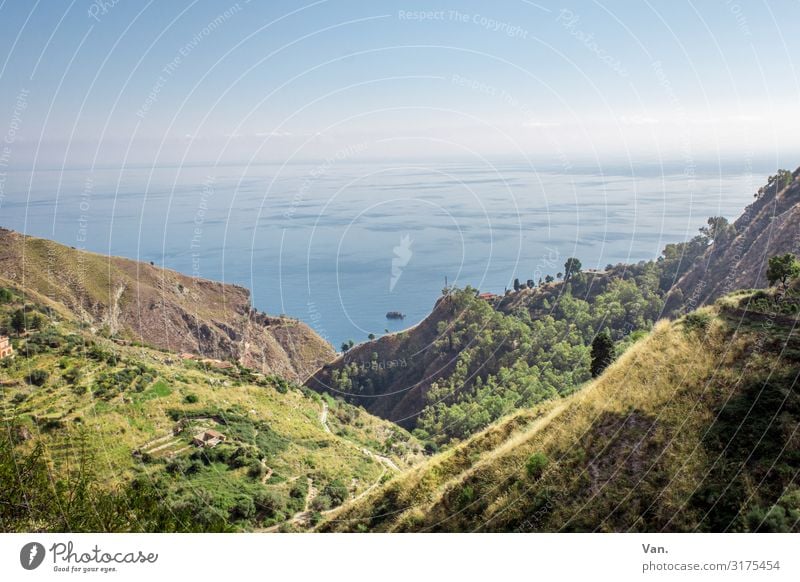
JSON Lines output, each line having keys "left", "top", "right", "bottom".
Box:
{"left": 0, "top": 228, "right": 334, "bottom": 381}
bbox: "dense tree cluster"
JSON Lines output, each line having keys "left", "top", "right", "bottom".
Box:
{"left": 412, "top": 267, "right": 665, "bottom": 446}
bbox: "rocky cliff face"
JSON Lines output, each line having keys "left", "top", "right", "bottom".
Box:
{"left": 668, "top": 167, "right": 800, "bottom": 309}
{"left": 0, "top": 228, "right": 334, "bottom": 381}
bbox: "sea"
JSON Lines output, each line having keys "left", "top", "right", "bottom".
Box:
{"left": 0, "top": 158, "right": 769, "bottom": 347}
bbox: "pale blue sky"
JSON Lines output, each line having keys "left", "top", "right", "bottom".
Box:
{"left": 1, "top": 0, "right": 799, "bottom": 166}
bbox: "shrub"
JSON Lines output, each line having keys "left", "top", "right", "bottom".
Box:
{"left": 308, "top": 511, "right": 323, "bottom": 526}
{"left": 230, "top": 495, "right": 256, "bottom": 521}
{"left": 745, "top": 506, "right": 791, "bottom": 533}
{"left": 166, "top": 458, "right": 188, "bottom": 475}
{"left": 458, "top": 485, "right": 475, "bottom": 507}
{"left": 254, "top": 490, "right": 287, "bottom": 520}
{"left": 683, "top": 312, "right": 712, "bottom": 333}
{"left": 247, "top": 460, "right": 266, "bottom": 479}
{"left": 311, "top": 494, "right": 332, "bottom": 511}
{"left": 184, "top": 393, "right": 199, "bottom": 404}
{"left": 26, "top": 369, "right": 49, "bottom": 386}
{"left": 590, "top": 329, "right": 615, "bottom": 378}
{"left": 323, "top": 478, "right": 348, "bottom": 507}
{"left": 526, "top": 452, "right": 549, "bottom": 479}
{"left": 63, "top": 367, "right": 82, "bottom": 384}
{"left": 289, "top": 481, "right": 307, "bottom": 500}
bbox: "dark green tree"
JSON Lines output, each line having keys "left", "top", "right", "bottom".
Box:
{"left": 513, "top": 278, "right": 521, "bottom": 292}
{"left": 10, "top": 309, "right": 26, "bottom": 335}
{"left": 700, "top": 216, "right": 734, "bottom": 244}
{"left": 590, "top": 329, "right": 615, "bottom": 378}
{"left": 30, "top": 313, "right": 45, "bottom": 330}
{"left": 564, "top": 258, "right": 582, "bottom": 281}
{"left": 26, "top": 369, "right": 49, "bottom": 386}
{"left": 767, "top": 253, "right": 800, "bottom": 289}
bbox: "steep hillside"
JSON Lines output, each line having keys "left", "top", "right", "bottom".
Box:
{"left": 669, "top": 167, "right": 800, "bottom": 309}
{"left": 0, "top": 282, "right": 422, "bottom": 532}
{"left": 321, "top": 288, "right": 800, "bottom": 532}
{"left": 307, "top": 295, "right": 459, "bottom": 428}
{"left": 307, "top": 266, "right": 664, "bottom": 445}
{"left": 0, "top": 228, "right": 334, "bottom": 381}
{"left": 307, "top": 167, "right": 800, "bottom": 449}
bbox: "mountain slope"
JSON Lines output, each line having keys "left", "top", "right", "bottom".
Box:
{"left": 320, "top": 289, "right": 800, "bottom": 532}
{"left": 0, "top": 228, "right": 334, "bottom": 381}
{"left": 306, "top": 294, "right": 458, "bottom": 427}
{"left": 307, "top": 168, "right": 800, "bottom": 448}
{"left": 0, "top": 281, "right": 422, "bottom": 532}
{"left": 669, "top": 167, "right": 800, "bottom": 308}
{"left": 306, "top": 267, "right": 664, "bottom": 443}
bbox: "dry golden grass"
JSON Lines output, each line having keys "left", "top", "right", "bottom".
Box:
{"left": 322, "top": 304, "right": 790, "bottom": 532}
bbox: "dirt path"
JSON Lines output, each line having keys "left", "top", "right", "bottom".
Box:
{"left": 303, "top": 477, "right": 317, "bottom": 513}
{"left": 260, "top": 477, "right": 316, "bottom": 532}
{"left": 361, "top": 447, "right": 400, "bottom": 472}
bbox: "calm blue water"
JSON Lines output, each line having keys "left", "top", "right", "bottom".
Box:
{"left": 0, "top": 159, "right": 763, "bottom": 346}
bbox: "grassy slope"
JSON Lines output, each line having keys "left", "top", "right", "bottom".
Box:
{"left": 0, "top": 228, "right": 335, "bottom": 381}
{"left": 0, "top": 289, "right": 422, "bottom": 531}
{"left": 321, "top": 290, "right": 800, "bottom": 532}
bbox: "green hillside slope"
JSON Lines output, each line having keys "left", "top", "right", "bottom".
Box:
{"left": 321, "top": 287, "right": 800, "bottom": 532}
{"left": 0, "top": 282, "right": 422, "bottom": 532}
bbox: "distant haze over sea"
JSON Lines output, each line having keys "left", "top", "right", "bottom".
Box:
{"left": 0, "top": 158, "right": 776, "bottom": 346}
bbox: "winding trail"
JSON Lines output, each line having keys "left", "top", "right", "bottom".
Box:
{"left": 261, "top": 477, "right": 316, "bottom": 532}
{"left": 258, "top": 403, "right": 404, "bottom": 532}
{"left": 362, "top": 447, "right": 400, "bottom": 472}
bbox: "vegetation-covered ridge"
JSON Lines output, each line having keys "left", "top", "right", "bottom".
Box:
{"left": 306, "top": 168, "right": 800, "bottom": 450}
{"left": 320, "top": 284, "right": 800, "bottom": 532}
{"left": 0, "top": 228, "right": 334, "bottom": 382}
{"left": 669, "top": 166, "right": 800, "bottom": 308}
{"left": 0, "top": 282, "right": 422, "bottom": 532}
{"left": 309, "top": 258, "right": 682, "bottom": 448}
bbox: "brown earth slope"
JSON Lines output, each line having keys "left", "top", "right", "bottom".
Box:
{"left": 0, "top": 228, "right": 333, "bottom": 381}
{"left": 306, "top": 295, "right": 457, "bottom": 427}
{"left": 669, "top": 167, "right": 800, "bottom": 309}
